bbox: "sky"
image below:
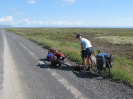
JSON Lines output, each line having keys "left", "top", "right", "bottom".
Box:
{"left": 0, "top": 0, "right": 133, "bottom": 27}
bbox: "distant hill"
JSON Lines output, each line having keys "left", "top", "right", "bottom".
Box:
{"left": 0, "top": 24, "right": 12, "bottom": 28}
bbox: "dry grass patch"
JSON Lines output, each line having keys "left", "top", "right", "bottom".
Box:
{"left": 95, "top": 36, "right": 133, "bottom": 44}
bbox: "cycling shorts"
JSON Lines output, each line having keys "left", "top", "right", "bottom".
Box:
{"left": 83, "top": 47, "right": 93, "bottom": 58}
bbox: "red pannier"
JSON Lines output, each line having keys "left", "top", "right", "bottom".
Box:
{"left": 54, "top": 51, "right": 65, "bottom": 60}
{"left": 48, "top": 48, "right": 65, "bottom": 60}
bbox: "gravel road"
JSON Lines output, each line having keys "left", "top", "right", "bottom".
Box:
{"left": 0, "top": 29, "right": 133, "bottom": 99}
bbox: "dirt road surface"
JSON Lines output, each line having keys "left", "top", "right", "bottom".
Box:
{"left": 0, "top": 29, "right": 133, "bottom": 99}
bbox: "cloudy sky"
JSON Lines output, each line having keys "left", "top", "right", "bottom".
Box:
{"left": 0, "top": 0, "right": 133, "bottom": 27}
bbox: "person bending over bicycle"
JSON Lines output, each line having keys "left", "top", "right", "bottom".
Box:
{"left": 76, "top": 33, "right": 94, "bottom": 71}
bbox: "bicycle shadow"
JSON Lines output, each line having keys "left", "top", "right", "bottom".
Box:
{"left": 72, "top": 70, "right": 102, "bottom": 79}
{"left": 37, "top": 58, "right": 103, "bottom": 79}
{"left": 37, "top": 58, "right": 73, "bottom": 71}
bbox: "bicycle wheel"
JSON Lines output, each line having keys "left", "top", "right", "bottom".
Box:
{"left": 98, "top": 62, "right": 111, "bottom": 78}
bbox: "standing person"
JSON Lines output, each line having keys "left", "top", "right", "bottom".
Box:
{"left": 76, "top": 33, "right": 94, "bottom": 72}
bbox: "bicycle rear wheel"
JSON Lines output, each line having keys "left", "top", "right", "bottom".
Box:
{"left": 98, "top": 62, "right": 111, "bottom": 78}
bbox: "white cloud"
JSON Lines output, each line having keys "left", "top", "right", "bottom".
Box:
{"left": 1, "top": 16, "right": 83, "bottom": 27}
{"left": 27, "top": 0, "right": 36, "bottom": 4}
{"left": 20, "top": 19, "right": 31, "bottom": 24}
{"left": 75, "top": 22, "right": 83, "bottom": 25}
{"left": 12, "top": 18, "right": 84, "bottom": 27}
{"left": 63, "top": 0, "right": 75, "bottom": 3}
{"left": 0, "top": 16, "right": 13, "bottom": 22}
{"left": 23, "top": 19, "right": 30, "bottom": 24}
{"left": 50, "top": 21, "right": 73, "bottom": 25}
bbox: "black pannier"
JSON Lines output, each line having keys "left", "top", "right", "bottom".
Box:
{"left": 96, "top": 55, "right": 106, "bottom": 70}
{"left": 96, "top": 53, "right": 114, "bottom": 70}
{"left": 108, "top": 54, "right": 114, "bottom": 68}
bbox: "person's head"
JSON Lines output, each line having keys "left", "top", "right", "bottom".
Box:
{"left": 76, "top": 33, "right": 82, "bottom": 39}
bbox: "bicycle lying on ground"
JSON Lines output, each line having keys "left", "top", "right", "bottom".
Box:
{"left": 76, "top": 50, "right": 114, "bottom": 78}
{"left": 42, "top": 48, "right": 70, "bottom": 67}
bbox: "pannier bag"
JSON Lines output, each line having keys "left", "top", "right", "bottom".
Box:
{"left": 54, "top": 52, "right": 65, "bottom": 60}
{"left": 50, "top": 56, "right": 61, "bottom": 67}
{"left": 46, "top": 53, "right": 61, "bottom": 67}
{"left": 48, "top": 48, "right": 65, "bottom": 60}
{"left": 109, "top": 54, "right": 113, "bottom": 67}
{"left": 96, "top": 53, "right": 114, "bottom": 70}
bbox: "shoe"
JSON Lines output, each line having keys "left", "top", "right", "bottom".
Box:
{"left": 83, "top": 66, "right": 90, "bottom": 73}
{"left": 86, "top": 67, "right": 90, "bottom": 71}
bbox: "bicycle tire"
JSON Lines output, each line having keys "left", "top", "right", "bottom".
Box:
{"left": 98, "top": 61, "right": 111, "bottom": 78}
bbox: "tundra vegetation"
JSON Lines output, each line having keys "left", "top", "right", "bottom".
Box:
{"left": 6, "top": 28, "right": 133, "bottom": 86}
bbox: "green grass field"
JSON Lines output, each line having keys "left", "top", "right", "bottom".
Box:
{"left": 6, "top": 28, "right": 133, "bottom": 86}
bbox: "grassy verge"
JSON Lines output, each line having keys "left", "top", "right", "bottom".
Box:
{"left": 6, "top": 28, "right": 133, "bottom": 85}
